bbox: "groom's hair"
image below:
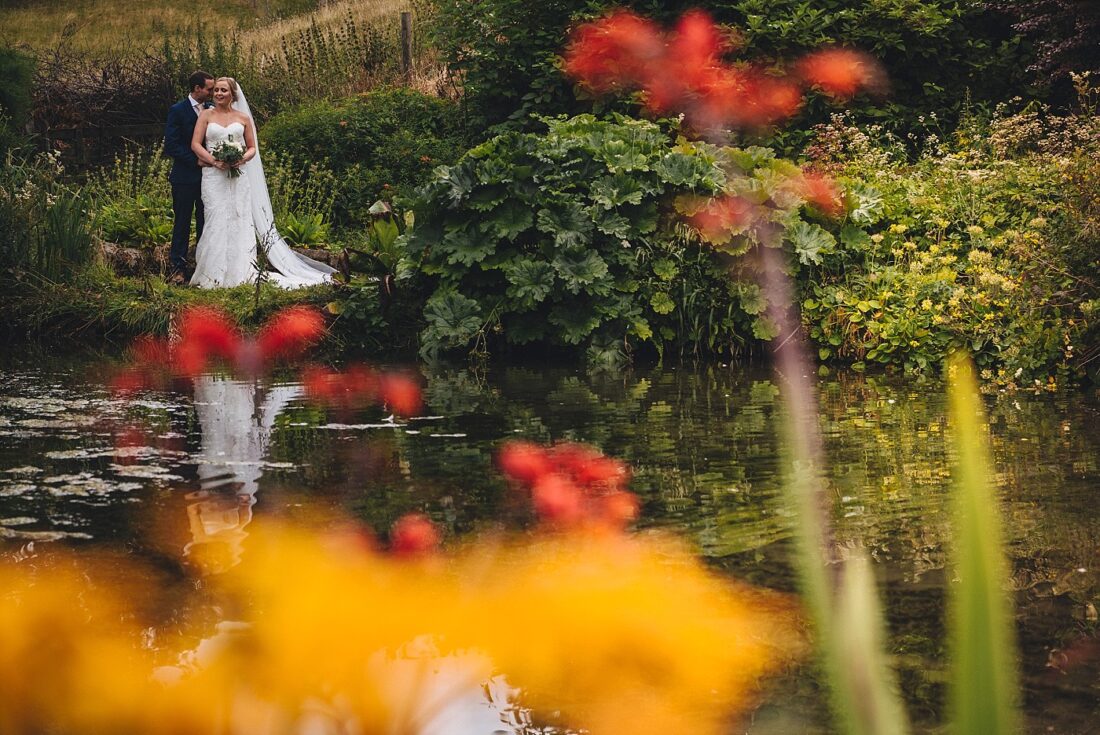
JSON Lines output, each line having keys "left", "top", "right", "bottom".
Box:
{"left": 188, "top": 71, "right": 214, "bottom": 92}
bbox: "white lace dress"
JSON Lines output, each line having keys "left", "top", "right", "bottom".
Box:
{"left": 191, "top": 122, "right": 257, "bottom": 288}
{"left": 190, "top": 121, "right": 336, "bottom": 289}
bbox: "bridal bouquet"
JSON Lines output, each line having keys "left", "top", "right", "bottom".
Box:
{"left": 211, "top": 140, "right": 244, "bottom": 178}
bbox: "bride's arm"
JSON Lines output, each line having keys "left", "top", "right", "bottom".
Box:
{"left": 238, "top": 116, "right": 258, "bottom": 167}
{"left": 191, "top": 111, "right": 221, "bottom": 168}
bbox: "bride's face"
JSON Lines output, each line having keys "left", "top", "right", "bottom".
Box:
{"left": 212, "top": 82, "right": 234, "bottom": 107}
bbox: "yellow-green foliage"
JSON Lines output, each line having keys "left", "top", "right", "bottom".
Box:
{"left": 800, "top": 96, "right": 1100, "bottom": 384}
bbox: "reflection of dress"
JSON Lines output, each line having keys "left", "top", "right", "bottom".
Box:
{"left": 184, "top": 377, "right": 301, "bottom": 570}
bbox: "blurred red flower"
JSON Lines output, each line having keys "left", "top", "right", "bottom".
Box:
{"left": 796, "top": 48, "right": 884, "bottom": 100}
{"left": 390, "top": 513, "right": 441, "bottom": 556}
{"left": 532, "top": 474, "right": 586, "bottom": 526}
{"left": 799, "top": 171, "right": 844, "bottom": 217}
{"left": 378, "top": 374, "right": 422, "bottom": 417}
{"left": 498, "top": 441, "right": 555, "bottom": 485}
{"left": 257, "top": 306, "right": 326, "bottom": 361}
{"left": 177, "top": 306, "right": 240, "bottom": 367}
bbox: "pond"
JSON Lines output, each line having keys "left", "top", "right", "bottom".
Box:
{"left": 1, "top": 348, "right": 1098, "bottom": 733}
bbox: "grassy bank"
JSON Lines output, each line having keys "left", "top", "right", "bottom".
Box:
{"left": 2, "top": 263, "right": 421, "bottom": 357}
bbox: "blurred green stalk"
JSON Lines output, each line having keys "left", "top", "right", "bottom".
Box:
{"left": 946, "top": 354, "right": 1021, "bottom": 734}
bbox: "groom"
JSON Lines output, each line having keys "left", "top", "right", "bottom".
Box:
{"left": 164, "top": 70, "right": 215, "bottom": 285}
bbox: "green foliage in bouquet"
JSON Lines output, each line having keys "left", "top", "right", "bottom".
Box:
{"left": 262, "top": 88, "right": 467, "bottom": 225}
{"left": 406, "top": 114, "right": 843, "bottom": 360}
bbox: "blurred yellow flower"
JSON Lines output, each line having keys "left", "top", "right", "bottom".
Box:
{"left": 0, "top": 525, "right": 803, "bottom": 735}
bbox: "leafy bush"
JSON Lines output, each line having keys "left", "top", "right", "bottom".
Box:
{"left": 0, "top": 149, "right": 79, "bottom": 275}
{"left": 987, "top": 0, "right": 1100, "bottom": 93}
{"left": 431, "top": 0, "right": 1029, "bottom": 140}
{"left": 0, "top": 48, "right": 34, "bottom": 159}
{"left": 262, "top": 88, "right": 467, "bottom": 224}
{"left": 406, "top": 114, "right": 842, "bottom": 360}
{"left": 86, "top": 148, "right": 173, "bottom": 246}
{"left": 279, "top": 212, "right": 330, "bottom": 247}
{"left": 0, "top": 47, "right": 34, "bottom": 128}
{"left": 799, "top": 98, "right": 1099, "bottom": 383}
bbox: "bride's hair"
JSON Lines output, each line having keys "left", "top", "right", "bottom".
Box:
{"left": 214, "top": 77, "right": 239, "bottom": 102}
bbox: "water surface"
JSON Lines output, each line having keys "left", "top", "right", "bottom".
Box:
{"left": 1, "top": 351, "right": 1098, "bottom": 733}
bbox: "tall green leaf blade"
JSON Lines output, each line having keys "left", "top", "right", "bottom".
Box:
{"left": 947, "top": 354, "right": 1021, "bottom": 735}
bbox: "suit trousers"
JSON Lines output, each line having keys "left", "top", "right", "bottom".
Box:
{"left": 170, "top": 182, "right": 205, "bottom": 273}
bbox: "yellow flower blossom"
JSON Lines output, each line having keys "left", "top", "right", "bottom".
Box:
{"left": 0, "top": 527, "right": 803, "bottom": 735}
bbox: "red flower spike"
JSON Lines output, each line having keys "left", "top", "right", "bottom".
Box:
{"left": 800, "top": 171, "right": 843, "bottom": 217}
{"left": 257, "top": 306, "right": 326, "bottom": 361}
{"left": 669, "top": 10, "right": 725, "bottom": 71}
{"left": 177, "top": 306, "right": 240, "bottom": 362}
{"left": 572, "top": 455, "right": 630, "bottom": 489}
{"left": 797, "top": 48, "right": 884, "bottom": 100}
{"left": 343, "top": 364, "right": 380, "bottom": 403}
{"left": 531, "top": 474, "right": 585, "bottom": 527}
{"left": 301, "top": 365, "right": 339, "bottom": 403}
{"left": 688, "top": 195, "right": 752, "bottom": 244}
{"left": 597, "top": 490, "right": 641, "bottom": 529}
{"left": 171, "top": 341, "right": 209, "bottom": 378}
{"left": 564, "top": 9, "right": 664, "bottom": 94}
{"left": 498, "top": 441, "right": 555, "bottom": 486}
{"left": 379, "top": 374, "right": 422, "bottom": 417}
{"left": 390, "top": 513, "right": 441, "bottom": 557}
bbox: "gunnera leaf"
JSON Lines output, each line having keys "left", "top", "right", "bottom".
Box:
{"left": 424, "top": 290, "right": 484, "bottom": 344}
{"left": 503, "top": 258, "right": 555, "bottom": 307}
{"left": 536, "top": 202, "right": 593, "bottom": 249}
{"left": 552, "top": 251, "right": 610, "bottom": 293}
{"left": 786, "top": 221, "right": 837, "bottom": 266}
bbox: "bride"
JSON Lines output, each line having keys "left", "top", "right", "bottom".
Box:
{"left": 189, "top": 77, "right": 335, "bottom": 289}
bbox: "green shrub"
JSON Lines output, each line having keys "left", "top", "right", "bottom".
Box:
{"left": 798, "top": 99, "right": 1099, "bottom": 383}
{"left": 0, "top": 48, "right": 34, "bottom": 159}
{"left": 405, "top": 114, "right": 839, "bottom": 360}
{"left": 279, "top": 212, "right": 330, "bottom": 247}
{"left": 431, "top": 0, "right": 1030, "bottom": 141}
{"left": 0, "top": 47, "right": 33, "bottom": 128}
{"left": 262, "top": 88, "right": 467, "bottom": 224}
{"left": 0, "top": 149, "right": 67, "bottom": 274}
{"left": 86, "top": 148, "right": 173, "bottom": 246}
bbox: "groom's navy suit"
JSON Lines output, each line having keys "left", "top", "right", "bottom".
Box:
{"left": 164, "top": 97, "right": 210, "bottom": 274}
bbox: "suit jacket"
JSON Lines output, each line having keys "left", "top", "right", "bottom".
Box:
{"left": 165, "top": 98, "right": 208, "bottom": 186}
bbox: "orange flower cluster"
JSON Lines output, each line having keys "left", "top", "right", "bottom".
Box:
{"left": 498, "top": 441, "right": 639, "bottom": 529}
{"left": 301, "top": 364, "right": 423, "bottom": 417}
{"left": 564, "top": 9, "right": 883, "bottom": 132}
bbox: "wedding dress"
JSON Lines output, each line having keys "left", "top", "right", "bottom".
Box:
{"left": 190, "top": 85, "right": 336, "bottom": 289}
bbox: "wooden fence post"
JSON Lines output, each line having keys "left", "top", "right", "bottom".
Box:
{"left": 400, "top": 12, "right": 413, "bottom": 83}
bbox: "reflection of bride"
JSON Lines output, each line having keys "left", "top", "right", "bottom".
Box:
{"left": 189, "top": 77, "right": 335, "bottom": 289}
{"left": 183, "top": 376, "right": 301, "bottom": 572}
{"left": 172, "top": 377, "right": 525, "bottom": 733}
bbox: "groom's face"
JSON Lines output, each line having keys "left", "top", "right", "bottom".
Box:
{"left": 192, "top": 78, "right": 215, "bottom": 103}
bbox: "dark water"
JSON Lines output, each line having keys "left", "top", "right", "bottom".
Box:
{"left": 1, "top": 350, "right": 1099, "bottom": 733}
